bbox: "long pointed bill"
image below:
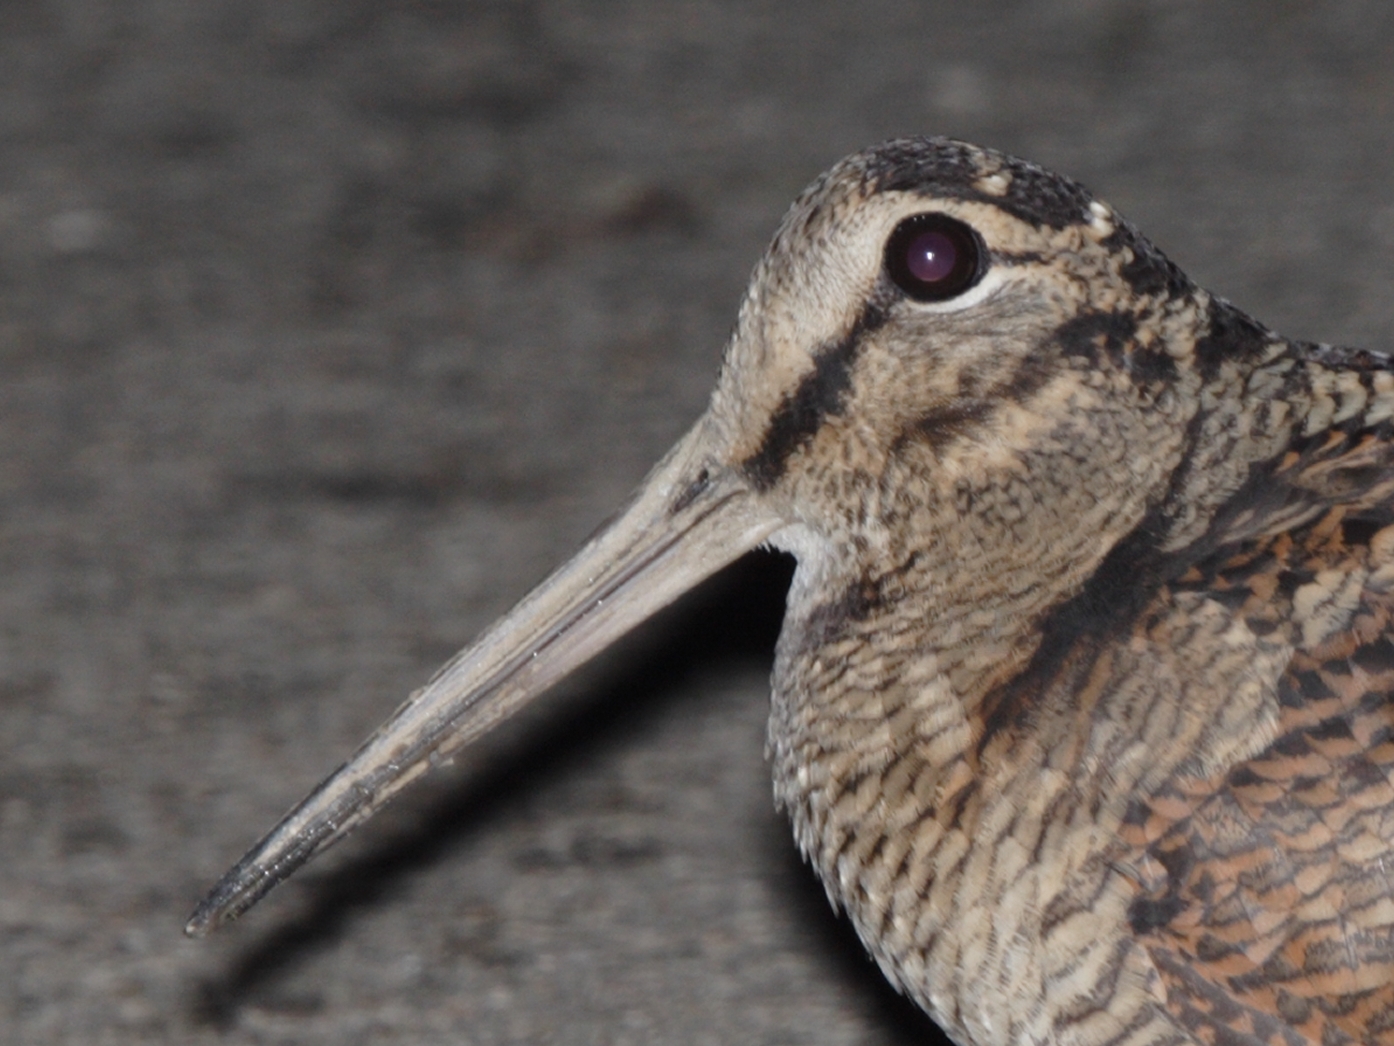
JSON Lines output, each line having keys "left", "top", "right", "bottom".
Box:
{"left": 187, "top": 421, "right": 781, "bottom": 936}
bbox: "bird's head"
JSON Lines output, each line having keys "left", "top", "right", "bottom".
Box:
{"left": 694, "top": 139, "right": 1213, "bottom": 600}
{"left": 187, "top": 138, "right": 1224, "bottom": 934}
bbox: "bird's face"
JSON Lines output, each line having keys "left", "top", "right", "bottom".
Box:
{"left": 697, "top": 147, "right": 1204, "bottom": 596}
{"left": 716, "top": 180, "right": 1101, "bottom": 484}
{"left": 188, "top": 139, "right": 1211, "bottom": 934}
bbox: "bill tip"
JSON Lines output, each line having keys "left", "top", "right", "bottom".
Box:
{"left": 184, "top": 900, "right": 222, "bottom": 938}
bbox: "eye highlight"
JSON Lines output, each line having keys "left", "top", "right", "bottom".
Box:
{"left": 884, "top": 213, "right": 985, "bottom": 302}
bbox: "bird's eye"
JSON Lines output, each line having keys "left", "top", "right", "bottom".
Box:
{"left": 884, "top": 213, "right": 985, "bottom": 302}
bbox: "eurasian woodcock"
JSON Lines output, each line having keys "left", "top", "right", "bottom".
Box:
{"left": 190, "top": 137, "right": 1394, "bottom": 1046}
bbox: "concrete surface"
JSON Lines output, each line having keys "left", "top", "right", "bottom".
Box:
{"left": 3, "top": 2, "right": 1394, "bottom": 1043}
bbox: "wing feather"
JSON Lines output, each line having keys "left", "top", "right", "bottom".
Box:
{"left": 1123, "top": 509, "right": 1394, "bottom": 1046}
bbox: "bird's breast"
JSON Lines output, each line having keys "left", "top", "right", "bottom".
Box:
{"left": 764, "top": 520, "right": 1301, "bottom": 1046}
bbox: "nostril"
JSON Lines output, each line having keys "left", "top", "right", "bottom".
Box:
{"left": 671, "top": 467, "right": 711, "bottom": 514}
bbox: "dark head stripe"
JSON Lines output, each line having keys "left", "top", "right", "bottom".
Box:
{"left": 742, "top": 302, "right": 888, "bottom": 491}
{"left": 863, "top": 137, "right": 1096, "bottom": 230}
{"left": 1192, "top": 300, "right": 1274, "bottom": 381}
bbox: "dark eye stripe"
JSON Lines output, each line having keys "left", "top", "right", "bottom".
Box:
{"left": 884, "top": 213, "right": 985, "bottom": 302}
{"left": 741, "top": 301, "right": 890, "bottom": 491}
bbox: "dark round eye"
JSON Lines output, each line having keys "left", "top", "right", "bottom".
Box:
{"left": 884, "top": 213, "right": 985, "bottom": 302}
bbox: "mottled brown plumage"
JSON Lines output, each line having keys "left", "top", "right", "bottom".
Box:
{"left": 190, "top": 138, "right": 1394, "bottom": 1046}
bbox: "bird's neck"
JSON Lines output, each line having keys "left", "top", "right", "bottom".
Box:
{"left": 760, "top": 323, "right": 1394, "bottom": 1031}
{"left": 766, "top": 499, "right": 1118, "bottom": 833}
{"left": 761, "top": 322, "right": 1324, "bottom": 887}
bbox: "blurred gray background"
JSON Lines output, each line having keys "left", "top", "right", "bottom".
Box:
{"left": 4, "top": 2, "right": 1394, "bottom": 1043}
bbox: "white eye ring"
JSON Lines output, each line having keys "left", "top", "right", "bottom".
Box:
{"left": 899, "top": 266, "right": 1005, "bottom": 313}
